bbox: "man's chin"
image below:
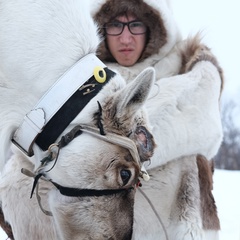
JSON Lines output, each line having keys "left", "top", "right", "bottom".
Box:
{"left": 118, "top": 57, "right": 137, "bottom": 67}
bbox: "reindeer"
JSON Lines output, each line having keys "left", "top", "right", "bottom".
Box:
{"left": 0, "top": 0, "right": 222, "bottom": 239}
{"left": 0, "top": 0, "right": 156, "bottom": 239}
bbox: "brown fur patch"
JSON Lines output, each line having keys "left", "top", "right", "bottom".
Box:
{"left": 94, "top": 0, "right": 167, "bottom": 62}
{"left": 179, "top": 34, "right": 224, "bottom": 96}
{"left": 197, "top": 155, "right": 220, "bottom": 230}
{"left": 0, "top": 207, "right": 14, "bottom": 240}
{"left": 177, "top": 171, "right": 199, "bottom": 217}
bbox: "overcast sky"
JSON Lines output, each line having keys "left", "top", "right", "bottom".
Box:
{"left": 172, "top": 0, "right": 240, "bottom": 98}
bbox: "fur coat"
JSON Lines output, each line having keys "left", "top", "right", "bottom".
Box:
{"left": 91, "top": 0, "right": 224, "bottom": 168}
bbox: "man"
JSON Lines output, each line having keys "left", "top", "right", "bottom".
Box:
{"left": 92, "top": 0, "right": 223, "bottom": 238}
{"left": 92, "top": 0, "right": 223, "bottom": 170}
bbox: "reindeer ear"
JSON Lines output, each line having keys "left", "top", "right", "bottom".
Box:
{"left": 115, "top": 67, "right": 155, "bottom": 116}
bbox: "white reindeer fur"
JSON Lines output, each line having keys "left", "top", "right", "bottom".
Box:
{"left": 0, "top": 2, "right": 157, "bottom": 239}
{"left": 0, "top": 0, "right": 100, "bottom": 169}
{"left": 0, "top": 0, "right": 222, "bottom": 239}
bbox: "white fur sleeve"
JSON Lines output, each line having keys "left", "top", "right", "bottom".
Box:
{"left": 146, "top": 60, "right": 223, "bottom": 168}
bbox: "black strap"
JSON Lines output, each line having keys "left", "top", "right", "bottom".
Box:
{"left": 51, "top": 181, "right": 133, "bottom": 197}
{"left": 29, "top": 172, "right": 132, "bottom": 199}
{"left": 35, "top": 68, "right": 116, "bottom": 151}
{"left": 30, "top": 173, "right": 43, "bottom": 198}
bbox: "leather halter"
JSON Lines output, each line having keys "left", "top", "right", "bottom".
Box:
{"left": 21, "top": 124, "right": 139, "bottom": 216}
{"left": 27, "top": 124, "right": 143, "bottom": 199}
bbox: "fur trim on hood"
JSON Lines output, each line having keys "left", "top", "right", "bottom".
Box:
{"left": 92, "top": 0, "right": 181, "bottom": 63}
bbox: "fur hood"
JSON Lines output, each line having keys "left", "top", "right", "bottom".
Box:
{"left": 91, "top": 0, "right": 182, "bottom": 63}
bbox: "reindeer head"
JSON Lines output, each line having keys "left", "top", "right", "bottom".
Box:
{"left": 34, "top": 67, "right": 156, "bottom": 239}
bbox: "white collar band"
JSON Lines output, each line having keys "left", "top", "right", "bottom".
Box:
{"left": 12, "top": 54, "right": 111, "bottom": 156}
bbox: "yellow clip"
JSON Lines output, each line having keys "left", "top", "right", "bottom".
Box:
{"left": 93, "top": 66, "right": 106, "bottom": 83}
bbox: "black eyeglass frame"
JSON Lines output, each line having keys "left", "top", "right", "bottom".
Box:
{"left": 103, "top": 20, "right": 147, "bottom": 36}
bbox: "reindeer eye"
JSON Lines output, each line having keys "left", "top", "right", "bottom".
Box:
{"left": 120, "top": 169, "right": 131, "bottom": 186}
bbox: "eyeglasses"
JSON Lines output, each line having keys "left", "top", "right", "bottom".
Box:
{"left": 104, "top": 21, "right": 147, "bottom": 36}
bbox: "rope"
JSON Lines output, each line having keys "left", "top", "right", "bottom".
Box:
{"left": 138, "top": 188, "right": 169, "bottom": 240}
{"left": 21, "top": 168, "right": 53, "bottom": 216}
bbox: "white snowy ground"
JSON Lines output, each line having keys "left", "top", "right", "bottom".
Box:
{"left": 0, "top": 169, "right": 240, "bottom": 239}
{"left": 213, "top": 169, "right": 240, "bottom": 240}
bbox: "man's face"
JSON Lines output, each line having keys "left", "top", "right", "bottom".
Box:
{"left": 106, "top": 15, "right": 147, "bottom": 67}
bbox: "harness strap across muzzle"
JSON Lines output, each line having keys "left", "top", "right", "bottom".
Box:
{"left": 21, "top": 124, "right": 146, "bottom": 216}
{"left": 50, "top": 181, "right": 133, "bottom": 197}
{"left": 22, "top": 167, "right": 134, "bottom": 218}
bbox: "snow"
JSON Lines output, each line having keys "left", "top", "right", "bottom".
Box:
{"left": 172, "top": 0, "right": 240, "bottom": 97}
{"left": 0, "top": 169, "right": 239, "bottom": 239}
{"left": 213, "top": 169, "right": 240, "bottom": 240}
{"left": 0, "top": 229, "right": 6, "bottom": 239}
{"left": 0, "top": 230, "right": 6, "bottom": 239}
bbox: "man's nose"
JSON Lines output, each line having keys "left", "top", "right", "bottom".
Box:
{"left": 119, "top": 26, "right": 132, "bottom": 44}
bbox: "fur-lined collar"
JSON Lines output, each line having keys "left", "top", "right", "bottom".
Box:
{"left": 92, "top": 0, "right": 181, "bottom": 63}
